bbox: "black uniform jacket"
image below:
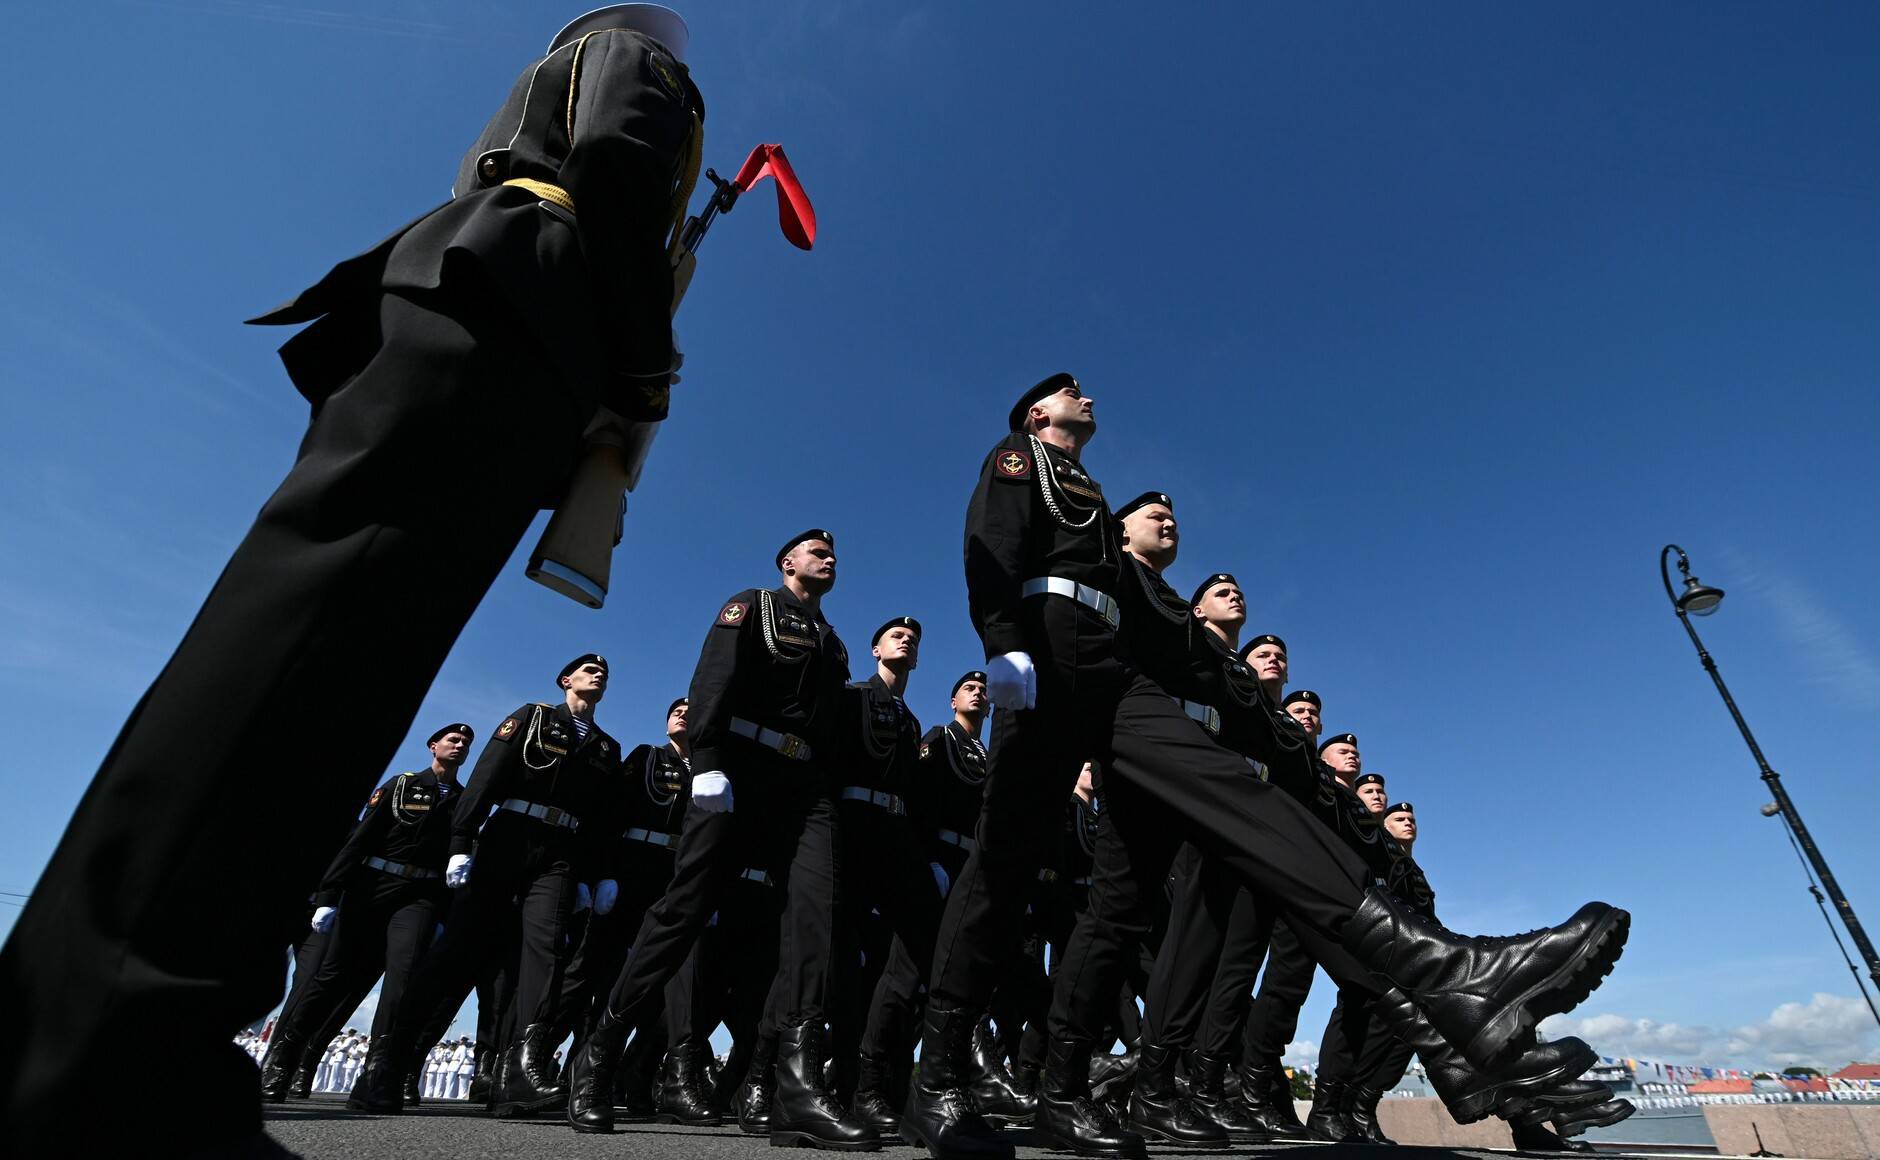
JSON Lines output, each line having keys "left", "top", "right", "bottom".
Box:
{"left": 687, "top": 586, "right": 851, "bottom": 778}
{"left": 250, "top": 29, "right": 701, "bottom": 427}
{"left": 916, "top": 721, "right": 989, "bottom": 860}
{"left": 840, "top": 675, "right": 923, "bottom": 801}
{"left": 1384, "top": 847, "right": 1437, "bottom": 918}
{"left": 619, "top": 742, "right": 691, "bottom": 837}
{"left": 450, "top": 702, "right": 625, "bottom": 881}
{"left": 965, "top": 431, "right": 1121, "bottom": 660}
{"left": 1115, "top": 554, "right": 1221, "bottom": 708}
{"left": 313, "top": 769, "right": 461, "bottom": 907}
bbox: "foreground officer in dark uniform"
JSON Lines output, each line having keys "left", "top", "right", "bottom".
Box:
{"left": 902, "top": 374, "right": 1630, "bottom": 1160}
{"left": 375, "top": 654, "right": 625, "bottom": 1115}
{"left": 568, "top": 531, "right": 877, "bottom": 1151}
{"left": 258, "top": 724, "right": 472, "bottom": 1102}
{"left": 0, "top": 9, "right": 705, "bottom": 1154}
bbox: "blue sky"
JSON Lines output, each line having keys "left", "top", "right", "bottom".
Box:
{"left": 3, "top": 1, "right": 1878, "bottom": 1071}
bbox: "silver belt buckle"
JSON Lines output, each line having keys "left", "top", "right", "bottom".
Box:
{"left": 778, "top": 733, "right": 808, "bottom": 760}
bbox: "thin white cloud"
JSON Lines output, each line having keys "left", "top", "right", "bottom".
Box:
{"left": 1542, "top": 991, "right": 1880, "bottom": 1073}
{"left": 1716, "top": 549, "right": 1880, "bottom": 713}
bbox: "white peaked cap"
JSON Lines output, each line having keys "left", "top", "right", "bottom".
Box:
{"left": 548, "top": 4, "right": 689, "bottom": 61}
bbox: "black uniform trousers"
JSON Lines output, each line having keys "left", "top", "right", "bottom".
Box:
{"left": 1240, "top": 919, "right": 1318, "bottom": 1065}
{"left": 1016, "top": 873, "right": 1144, "bottom": 1070}
{"left": 831, "top": 801, "right": 943, "bottom": 1082}
{"left": 1139, "top": 841, "right": 1238, "bottom": 1050}
{"left": 0, "top": 289, "right": 585, "bottom": 1150}
{"left": 602, "top": 751, "right": 839, "bottom": 1034}
{"left": 280, "top": 880, "right": 441, "bottom": 1049}
{"left": 1193, "top": 877, "right": 1276, "bottom": 1059}
{"left": 928, "top": 600, "right": 1377, "bottom": 1047}
{"left": 672, "top": 869, "right": 782, "bottom": 1051}
{"left": 276, "top": 927, "right": 334, "bottom": 1039}
{"left": 551, "top": 847, "right": 676, "bottom": 1045}
{"left": 393, "top": 814, "right": 578, "bottom": 1062}
{"left": 1315, "top": 993, "right": 1415, "bottom": 1093}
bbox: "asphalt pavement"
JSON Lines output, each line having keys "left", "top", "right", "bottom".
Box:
{"left": 262, "top": 1098, "right": 1617, "bottom": 1160}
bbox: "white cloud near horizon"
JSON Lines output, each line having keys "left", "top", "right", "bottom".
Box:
{"left": 1543, "top": 991, "right": 1880, "bottom": 1073}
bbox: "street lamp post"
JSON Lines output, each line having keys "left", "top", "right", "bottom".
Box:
{"left": 1659, "top": 545, "right": 1880, "bottom": 1011}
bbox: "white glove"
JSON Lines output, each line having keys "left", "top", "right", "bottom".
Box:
{"left": 594, "top": 879, "right": 619, "bottom": 915}
{"left": 310, "top": 906, "right": 336, "bottom": 933}
{"left": 574, "top": 883, "right": 593, "bottom": 913}
{"left": 445, "top": 853, "right": 473, "bottom": 889}
{"left": 692, "top": 771, "right": 734, "bottom": 813}
{"left": 931, "top": 862, "right": 951, "bottom": 896}
{"left": 986, "top": 651, "right": 1037, "bottom": 710}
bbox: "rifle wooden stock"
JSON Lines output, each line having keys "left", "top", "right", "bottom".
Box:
{"left": 525, "top": 242, "right": 697, "bottom": 608}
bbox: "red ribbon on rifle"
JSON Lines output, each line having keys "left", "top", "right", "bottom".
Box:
{"left": 731, "top": 144, "right": 817, "bottom": 250}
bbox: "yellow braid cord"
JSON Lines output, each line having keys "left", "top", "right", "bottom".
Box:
{"left": 567, "top": 32, "right": 594, "bottom": 144}
{"left": 666, "top": 111, "right": 704, "bottom": 256}
{"left": 502, "top": 178, "right": 576, "bottom": 214}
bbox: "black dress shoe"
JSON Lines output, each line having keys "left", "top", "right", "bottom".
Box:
{"left": 656, "top": 1039, "right": 723, "bottom": 1125}
{"left": 1344, "top": 890, "right": 1628, "bottom": 1072}
{"left": 1125, "top": 1045, "right": 1227, "bottom": 1148}
{"left": 900, "top": 1002, "right": 1014, "bottom": 1160}
{"left": 769, "top": 1022, "right": 880, "bottom": 1151}
{"left": 1034, "top": 1039, "right": 1147, "bottom": 1159}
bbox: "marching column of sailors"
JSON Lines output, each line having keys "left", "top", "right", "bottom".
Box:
{"left": 253, "top": 378, "right": 1628, "bottom": 1157}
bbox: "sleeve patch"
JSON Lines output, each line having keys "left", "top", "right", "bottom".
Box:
{"left": 367, "top": 787, "right": 384, "bottom": 807}
{"left": 718, "top": 600, "right": 749, "bottom": 626}
{"left": 496, "top": 716, "right": 521, "bottom": 741}
{"left": 994, "top": 448, "right": 1032, "bottom": 480}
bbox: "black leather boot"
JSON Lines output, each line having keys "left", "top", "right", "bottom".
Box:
{"left": 1126, "top": 1045, "right": 1228, "bottom": 1148}
{"left": 1547, "top": 1097, "right": 1633, "bottom": 1138}
{"left": 468, "top": 1047, "right": 494, "bottom": 1105}
{"left": 566, "top": 1009, "right": 629, "bottom": 1134}
{"left": 258, "top": 1031, "right": 306, "bottom": 1104}
{"left": 348, "top": 1039, "right": 405, "bottom": 1114}
{"left": 403, "top": 1072, "right": 422, "bottom": 1107}
{"left": 901, "top": 1001, "right": 1014, "bottom": 1160}
{"left": 1235, "top": 1056, "right": 1305, "bottom": 1136}
{"left": 1185, "top": 1050, "right": 1262, "bottom": 1139}
{"left": 1305, "top": 1077, "right": 1363, "bottom": 1142}
{"left": 851, "top": 1053, "right": 902, "bottom": 1136}
{"left": 1347, "top": 1083, "right": 1396, "bottom": 1144}
{"left": 1344, "top": 890, "right": 1629, "bottom": 1072}
{"left": 492, "top": 1023, "right": 566, "bottom": 1117}
{"left": 735, "top": 1031, "right": 779, "bottom": 1135}
{"left": 1034, "top": 1039, "right": 1146, "bottom": 1159}
{"left": 656, "top": 1040, "right": 723, "bottom": 1125}
{"left": 770, "top": 1022, "right": 880, "bottom": 1151}
{"left": 291, "top": 1057, "right": 316, "bottom": 1100}
{"left": 1366, "top": 985, "right": 1601, "bottom": 1125}
{"left": 967, "top": 1018, "right": 1036, "bottom": 1127}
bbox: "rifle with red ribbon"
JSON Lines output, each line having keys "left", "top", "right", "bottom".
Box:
{"left": 528, "top": 144, "right": 817, "bottom": 607}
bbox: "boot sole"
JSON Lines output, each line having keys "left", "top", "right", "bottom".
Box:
{"left": 1554, "top": 1098, "right": 1634, "bottom": 1134}
{"left": 1453, "top": 1040, "right": 1600, "bottom": 1124}
{"left": 655, "top": 1112, "right": 725, "bottom": 1126}
{"left": 1469, "top": 908, "right": 1629, "bottom": 1070}
{"left": 768, "top": 1128, "right": 882, "bottom": 1150}
{"left": 569, "top": 1119, "right": 616, "bottom": 1134}
{"left": 1130, "top": 1124, "right": 1230, "bottom": 1149}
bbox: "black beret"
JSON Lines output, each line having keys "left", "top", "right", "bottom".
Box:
{"left": 558, "top": 653, "right": 607, "bottom": 682}
{"left": 1189, "top": 572, "right": 1239, "bottom": 608}
{"left": 775, "top": 529, "right": 835, "bottom": 569}
{"left": 1354, "top": 773, "right": 1385, "bottom": 789}
{"left": 1318, "top": 732, "right": 1359, "bottom": 752}
{"left": 1283, "top": 689, "right": 1321, "bottom": 708}
{"left": 1114, "top": 491, "right": 1173, "bottom": 523}
{"left": 428, "top": 722, "right": 474, "bottom": 745}
{"left": 666, "top": 697, "right": 689, "bottom": 717}
{"left": 1385, "top": 801, "right": 1414, "bottom": 817}
{"left": 1008, "top": 372, "right": 1079, "bottom": 432}
{"left": 951, "top": 670, "right": 988, "bottom": 697}
{"left": 872, "top": 616, "right": 922, "bottom": 646}
{"left": 1240, "top": 634, "right": 1287, "bottom": 658}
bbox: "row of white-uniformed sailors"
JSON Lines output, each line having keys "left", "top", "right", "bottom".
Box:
{"left": 231, "top": 1031, "right": 477, "bottom": 1098}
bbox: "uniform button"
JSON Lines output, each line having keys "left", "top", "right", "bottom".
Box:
{"left": 479, "top": 155, "right": 500, "bottom": 182}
